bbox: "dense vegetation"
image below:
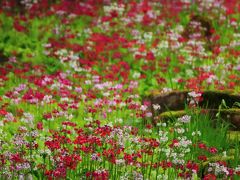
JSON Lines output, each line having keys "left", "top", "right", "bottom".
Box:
{"left": 0, "top": 0, "right": 239, "bottom": 179}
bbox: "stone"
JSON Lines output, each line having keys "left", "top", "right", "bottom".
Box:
{"left": 146, "top": 90, "right": 240, "bottom": 129}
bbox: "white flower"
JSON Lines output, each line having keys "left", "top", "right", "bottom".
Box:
{"left": 115, "top": 118, "right": 123, "bottom": 123}
{"left": 75, "top": 87, "right": 82, "bottom": 93}
{"left": 176, "top": 128, "right": 185, "bottom": 134}
{"left": 103, "top": 92, "right": 110, "bottom": 97}
{"left": 157, "top": 122, "right": 166, "bottom": 127}
{"left": 178, "top": 115, "right": 191, "bottom": 123}
{"left": 188, "top": 91, "right": 202, "bottom": 98}
{"left": 152, "top": 104, "right": 161, "bottom": 110}
{"left": 119, "top": 102, "right": 126, "bottom": 107}
{"left": 161, "top": 88, "right": 172, "bottom": 93}
{"left": 21, "top": 113, "right": 34, "bottom": 126}
{"left": 145, "top": 129, "right": 152, "bottom": 133}
{"left": 234, "top": 64, "right": 240, "bottom": 71}
{"left": 145, "top": 112, "right": 152, "bottom": 117}
{"left": 132, "top": 71, "right": 141, "bottom": 79}
{"left": 116, "top": 159, "right": 125, "bottom": 165}
{"left": 5, "top": 113, "right": 14, "bottom": 122}
{"left": 192, "top": 131, "right": 201, "bottom": 136}
{"left": 85, "top": 80, "right": 92, "bottom": 85}
{"left": 140, "top": 105, "right": 148, "bottom": 111}
{"left": 223, "top": 151, "right": 227, "bottom": 157}
{"left": 197, "top": 131, "right": 201, "bottom": 136}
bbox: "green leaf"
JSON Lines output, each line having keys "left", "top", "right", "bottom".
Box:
{"left": 232, "top": 102, "right": 240, "bottom": 109}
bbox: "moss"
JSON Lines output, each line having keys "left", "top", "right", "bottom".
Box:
{"left": 147, "top": 90, "right": 240, "bottom": 112}
{"left": 158, "top": 108, "right": 240, "bottom": 118}
{"left": 147, "top": 90, "right": 240, "bottom": 128}
{"left": 227, "top": 131, "right": 240, "bottom": 141}
{"left": 159, "top": 110, "right": 186, "bottom": 119}
{"left": 202, "top": 108, "right": 240, "bottom": 115}
{"left": 204, "top": 90, "right": 236, "bottom": 95}
{"left": 220, "top": 109, "right": 240, "bottom": 113}
{"left": 147, "top": 89, "right": 237, "bottom": 97}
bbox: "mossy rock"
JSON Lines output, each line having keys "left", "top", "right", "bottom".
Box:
{"left": 147, "top": 90, "right": 240, "bottom": 115}
{"left": 204, "top": 109, "right": 240, "bottom": 130}
{"left": 157, "top": 110, "right": 186, "bottom": 121}
{"left": 199, "top": 91, "right": 240, "bottom": 109}
{"left": 149, "top": 90, "right": 188, "bottom": 114}
{"left": 147, "top": 90, "right": 240, "bottom": 128}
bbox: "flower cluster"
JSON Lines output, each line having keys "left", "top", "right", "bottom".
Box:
{"left": 0, "top": 0, "right": 239, "bottom": 179}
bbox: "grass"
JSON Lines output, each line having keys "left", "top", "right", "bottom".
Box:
{"left": 0, "top": 0, "right": 239, "bottom": 179}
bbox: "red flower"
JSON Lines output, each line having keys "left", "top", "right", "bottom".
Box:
{"left": 37, "top": 122, "right": 43, "bottom": 130}
{"left": 145, "top": 124, "right": 152, "bottom": 129}
{"left": 86, "top": 169, "right": 109, "bottom": 180}
{"left": 62, "top": 121, "right": 77, "bottom": 127}
{"left": 0, "top": 154, "right": 5, "bottom": 166}
{"left": 10, "top": 153, "right": 24, "bottom": 163}
{"left": 74, "top": 135, "right": 88, "bottom": 145}
{"left": 146, "top": 51, "right": 155, "bottom": 61}
{"left": 45, "top": 167, "right": 66, "bottom": 179}
{"left": 198, "top": 142, "right": 207, "bottom": 150}
{"left": 124, "top": 153, "right": 134, "bottom": 164}
{"left": 0, "top": 109, "right": 7, "bottom": 116}
{"left": 60, "top": 154, "right": 81, "bottom": 170}
{"left": 186, "top": 161, "right": 199, "bottom": 172}
{"left": 213, "top": 46, "right": 221, "bottom": 55}
{"left": 228, "top": 81, "right": 235, "bottom": 89}
{"left": 209, "top": 147, "right": 218, "bottom": 154}
{"left": 169, "top": 139, "right": 179, "bottom": 148}
{"left": 45, "top": 140, "right": 60, "bottom": 150}
{"left": 160, "top": 161, "right": 172, "bottom": 169}
{"left": 227, "top": 168, "right": 234, "bottom": 176}
{"left": 203, "top": 174, "right": 216, "bottom": 180}
{"left": 43, "top": 113, "right": 52, "bottom": 120}
{"left": 13, "top": 20, "right": 27, "bottom": 32}
{"left": 198, "top": 155, "right": 207, "bottom": 161}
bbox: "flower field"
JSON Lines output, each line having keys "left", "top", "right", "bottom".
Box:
{"left": 0, "top": 0, "right": 240, "bottom": 179}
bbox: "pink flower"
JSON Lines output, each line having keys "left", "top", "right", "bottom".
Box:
{"left": 37, "top": 122, "right": 43, "bottom": 130}
{"left": 198, "top": 143, "right": 207, "bottom": 150}
{"left": 209, "top": 147, "right": 218, "bottom": 154}
{"left": 102, "top": 111, "right": 107, "bottom": 119}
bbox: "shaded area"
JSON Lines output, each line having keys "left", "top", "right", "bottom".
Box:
{"left": 0, "top": 51, "right": 8, "bottom": 64}
{"left": 147, "top": 90, "right": 240, "bottom": 129}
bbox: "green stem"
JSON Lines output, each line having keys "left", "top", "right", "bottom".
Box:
{"left": 148, "top": 150, "right": 154, "bottom": 179}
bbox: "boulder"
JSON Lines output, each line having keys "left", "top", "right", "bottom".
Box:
{"left": 146, "top": 90, "right": 240, "bottom": 129}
